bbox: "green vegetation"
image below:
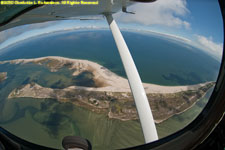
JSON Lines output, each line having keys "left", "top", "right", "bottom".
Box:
{"left": 8, "top": 82, "right": 215, "bottom": 123}
{"left": 0, "top": 57, "right": 216, "bottom": 150}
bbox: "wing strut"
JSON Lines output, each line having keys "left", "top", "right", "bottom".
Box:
{"left": 105, "top": 14, "right": 158, "bottom": 143}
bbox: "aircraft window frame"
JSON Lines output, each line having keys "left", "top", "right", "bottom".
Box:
{"left": 0, "top": 0, "right": 224, "bottom": 149}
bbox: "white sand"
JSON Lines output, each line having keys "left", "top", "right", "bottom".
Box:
{"left": 1, "top": 56, "right": 212, "bottom": 93}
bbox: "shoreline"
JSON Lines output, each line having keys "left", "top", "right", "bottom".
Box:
{"left": 7, "top": 82, "right": 213, "bottom": 124}
{"left": 154, "top": 87, "right": 212, "bottom": 124}
{"left": 3, "top": 56, "right": 215, "bottom": 123}
{"left": 0, "top": 56, "right": 214, "bottom": 94}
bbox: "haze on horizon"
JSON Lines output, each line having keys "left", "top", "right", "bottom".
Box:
{"left": 0, "top": 0, "right": 223, "bottom": 61}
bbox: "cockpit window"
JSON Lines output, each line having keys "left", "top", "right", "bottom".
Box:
{"left": 0, "top": 0, "right": 223, "bottom": 149}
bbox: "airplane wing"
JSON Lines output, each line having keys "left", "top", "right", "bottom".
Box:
{"left": 0, "top": 0, "right": 135, "bottom": 31}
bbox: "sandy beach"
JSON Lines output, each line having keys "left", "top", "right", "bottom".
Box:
{"left": 0, "top": 56, "right": 213, "bottom": 94}
{"left": 4, "top": 56, "right": 215, "bottom": 123}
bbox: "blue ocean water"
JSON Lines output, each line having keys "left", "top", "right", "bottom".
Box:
{"left": 0, "top": 30, "right": 220, "bottom": 85}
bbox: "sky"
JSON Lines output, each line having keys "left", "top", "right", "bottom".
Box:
{"left": 114, "top": 0, "right": 224, "bottom": 60}
{"left": 0, "top": 0, "right": 224, "bottom": 60}
{"left": 115, "top": 0, "right": 223, "bottom": 41}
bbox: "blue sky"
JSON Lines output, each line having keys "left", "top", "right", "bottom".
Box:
{"left": 116, "top": 0, "right": 223, "bottom": 39}
{"left": 114, "top": 0, "right": 224, "bottom": 60}
{"left": 0, "top": 0, "right": 223, "bottom": 60}
{"left": 185, "top": 0, "right": 223, "bottom": 42}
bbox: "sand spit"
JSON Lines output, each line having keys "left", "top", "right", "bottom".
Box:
{"left": 4, "top": 56, "right": 215, "bottom": 123}
{"left": 1, "top": 56, "right": 213, "bottom": 94}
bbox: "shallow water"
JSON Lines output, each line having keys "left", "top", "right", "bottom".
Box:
{"left": 0, "top": 87, "right": 213, "bottom": 149}
{"left": 0, "top": 30, "right": 220, "bottom": 149}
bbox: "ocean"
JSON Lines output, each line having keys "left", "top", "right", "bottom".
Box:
{"left": 0, "top": 30, "right": 220, "bottom": 85}
{"left": 0, "top": 29, "right": 220, "bottom": 149}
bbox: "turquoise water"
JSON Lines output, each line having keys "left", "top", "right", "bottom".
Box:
{"left": 0, "top": 30, "right": 221, "bottom": 149}
{"left": 0, "top": 61, "right": 145, "bottom": 149}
